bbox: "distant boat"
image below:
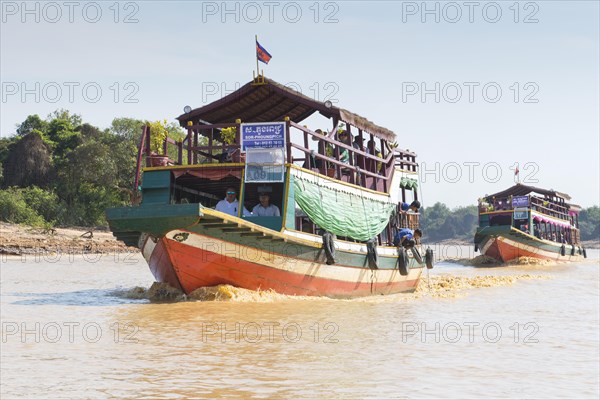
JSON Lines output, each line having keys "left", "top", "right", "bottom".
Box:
{"left": 474, "top": 184, "right": 587, "bottom": 262}
{"left": 106, "top": 76, "right": 433, "bottom": 297}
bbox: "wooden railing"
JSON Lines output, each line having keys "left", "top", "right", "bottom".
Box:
{"left": 140, "top": 120, "right": 420, "bottom": 196}
{"left": 288, "top": 122, "right": 418, "bottom": 192}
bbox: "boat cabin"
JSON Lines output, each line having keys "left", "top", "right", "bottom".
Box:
{"left": 135, "top": 77, "right": 421, "bottom": 246}
{"left": 477, "top": 184, "right": 581, "bottom": 245}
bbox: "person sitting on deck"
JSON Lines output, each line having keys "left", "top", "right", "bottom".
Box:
{"left": 252, "top": 191, "right": 280, "bottom": 217}
{"left": 215, "top": 187, "right": 250, "bottom": 217}
{"left": 393, "top": 228, "right": 422, "bottom": 249}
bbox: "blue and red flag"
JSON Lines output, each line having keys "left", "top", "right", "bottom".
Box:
{"left": 256, "top": 40, "right": 272, "bottom": 64}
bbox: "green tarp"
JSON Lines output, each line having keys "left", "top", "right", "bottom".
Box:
{"left": 400, "top": 177, "right": 418, "bottom": 190}
{"left": 292, "top": 175, "right": 396, "bottom": 241}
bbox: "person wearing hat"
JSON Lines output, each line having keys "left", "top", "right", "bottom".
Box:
{"left": 252, "top": 191, "right": 280, "bottom": 217}
{"left": 215, "top": 187, "right": 250, "bottom": 217}
{"left": 310, "top": 129, "right": 333, "bottom": 169}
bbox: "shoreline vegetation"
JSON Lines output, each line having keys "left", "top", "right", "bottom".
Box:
{"left": 1, "top": 222, "right": 598, "bottom": 256}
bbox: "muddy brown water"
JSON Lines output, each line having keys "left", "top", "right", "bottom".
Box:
{"left": 1, "top": 248, "right": 598, "bottom": 399}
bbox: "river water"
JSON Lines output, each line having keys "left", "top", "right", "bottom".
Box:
{"left": 1, "top": 248, "right": 598, "bottom": 399}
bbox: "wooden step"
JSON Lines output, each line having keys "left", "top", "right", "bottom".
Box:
{"left": 202, "top": 223, "right": 232, "bottom": 228}
{"left": 222, "top": 227, "right": 251, "bottom": 233}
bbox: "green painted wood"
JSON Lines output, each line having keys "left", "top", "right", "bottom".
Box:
{"left": 106, "top": 203, "right": 201, "bottom": 238}
{"left": 285, "top": 174, "right": 296, "bottom": 230}
{"left": 142, "top": 171, "right": 171, "bottom": 189}
{"left": 241, "top": 216, "right": 283, "bottom": 231}
{"left": 141, "top": 170, "right": 172, "bottom": 205}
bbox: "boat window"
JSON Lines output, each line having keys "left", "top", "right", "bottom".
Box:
{"left": 244, "top": 148, "right": 285, "bottom": 183}
{"left": 171, "top": 169, "right": 243, "bottom": 208}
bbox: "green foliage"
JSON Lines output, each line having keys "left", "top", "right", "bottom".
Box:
{"left": 64, "top": 183, "right": 122, "bottom": 226}
{"left": 1, "top": 110, "right": 137, "bottom": 228}
{"left": 19, "top": 186, "right": 64, "bottom": 224}
{"left": 147, "top": 119, "right": 169, "bottom": 153}
{"left": 420, "top": 203, "right": 478, "bottom": 241}
{"left": 16, "top": 114, "right": 48, "bottom": 136}
{"left": 2, "top": 132, "right": 53, "bottom": 188}
{"left": 220, "top": 127, "right": 236, "bottom": 144}
{"left": 0, "top": 188, "right": 48, "bottom": 227}
{"left": 579, "top": 206, "right": 600, "bottom": 241}
{"left": 110, "top": 117, "right": 145, "bottom": 142}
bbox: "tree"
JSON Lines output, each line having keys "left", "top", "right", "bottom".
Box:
{"left": 2, "top": 131, "right": 53, "bottom": 188}
{"left": 16, "top": 114, "right": 48, "bottom": 136}
{"left": 579, "top": 206, "right": 600, "bottom": 241}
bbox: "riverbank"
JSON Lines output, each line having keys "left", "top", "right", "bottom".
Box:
{"left": 0, "top": 222, "right": 138, "bottom": 255}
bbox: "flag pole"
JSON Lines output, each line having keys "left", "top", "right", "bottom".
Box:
{"left": 255, "top": 34, "right": 259, "bottom": 79}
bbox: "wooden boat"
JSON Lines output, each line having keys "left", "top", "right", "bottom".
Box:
{"left": 474, "top": 184, "right": 587, "bottom": 263}
{"left": 106, "top": 76, "right": 432, "bottom": 297}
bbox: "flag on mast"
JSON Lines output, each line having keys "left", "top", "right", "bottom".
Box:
{"left": 256, "top": 40, "right": 272, "bottom": 64}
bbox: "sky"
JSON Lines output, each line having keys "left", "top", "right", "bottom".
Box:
{"left": 1, "top": 0, "right": 599, "bottom": 208}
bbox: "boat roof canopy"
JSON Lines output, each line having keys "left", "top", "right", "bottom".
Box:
{"left": 176, "top": 77, "right": 396, "bottom": 142}
{"left": 485, "top": 184, "right": 572, "bottom": 202}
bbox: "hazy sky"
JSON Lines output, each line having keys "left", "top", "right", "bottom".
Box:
{"left": 1, "top": 1, "right": 598, "bottom": 207}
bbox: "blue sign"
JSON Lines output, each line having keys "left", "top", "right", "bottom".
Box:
{"left": 241, "top": 122, "right": 286, "bottom": 151}
{"left": 512, "top": 196, "right": 529, "bottom": 208}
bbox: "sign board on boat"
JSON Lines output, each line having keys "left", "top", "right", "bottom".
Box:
{"left": 512, "top": 196, "right": 529, "bottom": 208}
{"left": 241, "top": 122, "right": 286, "bottom": 151}
{"left": 513, "top": 207, "right": 529, "bottom": 220}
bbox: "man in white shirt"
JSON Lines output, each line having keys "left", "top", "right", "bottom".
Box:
{"left": 252, "top": 192, "right": 280, "bottom": 217}
{"left": 215, "top": 187, "right": 250, "bottom": 217}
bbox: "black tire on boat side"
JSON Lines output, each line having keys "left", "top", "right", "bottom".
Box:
{"left": 571, "top": 245, "right": 576, "bottom": 256}
{"left": 474, "top": 244, "right": 478, "bottom": 252}
{"left": 560, "top": 244, "right": 566, "bottom": 256}
{"left": 322, "top": 232, "right": 336, "bottom": 265}
{"left": 583, "top": 247, "right": 587, "bottom": 258}
{"left": 425, "top": 247, "right": 434, "bottom": 269}
{"left": 398, "top": 249, "right": 409, "bottom": 276}
{"left": 411, "top": 247, "right": 423, "bottom": 264}
{"left": 366, "top": 238, "right": 378, "bottom": 269}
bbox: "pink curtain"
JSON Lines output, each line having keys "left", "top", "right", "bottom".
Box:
{"left": 172, "top": 169, "right": 242, "bottom": 180}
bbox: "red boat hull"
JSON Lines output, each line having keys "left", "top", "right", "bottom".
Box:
{"left": 141, "top": 231, "right": 422, "bottom": 298}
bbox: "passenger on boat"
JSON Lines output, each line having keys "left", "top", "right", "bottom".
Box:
{"left": 393, "top": 228, "right": 422, "bottom": 248}
{"left": 215, "top": 187, "right": 251, "bottom": 217}
{"left": 309, "top": 129, "right": 333, "bottom": 169}
{"left": 251, "top": 191, "right": 280, "bottom": 217}
{"left": 337, "top": 130, "right": 350, "bottom": 164}
{"left": 400, "top": 200, "right": 421, "bottom": 213}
